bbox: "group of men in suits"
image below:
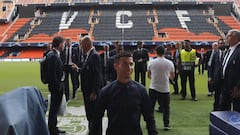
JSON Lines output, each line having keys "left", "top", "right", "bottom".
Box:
{"left": 60, "top": 38, "right": 79, "bottom": 101}
{"left": 45, "top": 36, "right": 103, "bottom": 135}
{"left": 208, "top": 29, "right": 240, "bottom": 112}
{"left": 100, "top": 42, "right": 124, "bottom": 85}
{"left": 45, "top": 29, "right": 240, "bottom": 135}
{"left": 100, "top": 41, "right": 150, "bottom": 87}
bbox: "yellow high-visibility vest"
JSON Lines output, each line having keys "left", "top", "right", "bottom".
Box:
{"left": 180, "top": 49, "right": 196, "bottom": 63}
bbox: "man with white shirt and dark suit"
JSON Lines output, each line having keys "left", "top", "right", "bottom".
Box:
{"left": 72, "top": 36, "right": 103, "bottom": 134}
{"left": 133, "top": 41, "right": 149, "bottom": 86}
{"left": 205, "top": 42, "right": 218, "bottom": 96}
{"left": 172, "top": 42, "right": 182, "bottom": 94}
{"left": 100, "top": 44, "right": 110, "bottom": 85}
{"left": 209, "top": 39, "right": 227, "bottom": 111}
{"left": 106, "top": 45, "right": 124, "bottom": 83}
{"left": 220, "top": 29, "right": 240, "bottom": 112}
{"left": 47, "top": 36, "right": 66, "bottom": 135}
{"left": 61, "top": 38, "right": 79, "bottom": 101}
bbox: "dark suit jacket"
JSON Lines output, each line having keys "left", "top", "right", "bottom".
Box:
{"left": 46, "top": 49, "right": 64, "bottom": 91}
{"left": 204, "top": 50, "right": 212, "bottom": 70}
{"left": 80, "top": 49, "right": 103, "bottom": 95}
{"left": 132, "top": 48, "right": 149, "bottom": 72}
{"left": 106, "top": 55, "right": 117, "bottom": 82}
{"left": 209, "top": 50, "right": 224, "bottom": 87}
{"left": 109, "top": 48, "right": 116, "bottom": 57}
{"left": 100, "top": 52, "right": 109, "bottom": 69}
{"left": 100, "top": 52, "right": 110, "bottom": 82}
{"left": 223, "top": 44, "right": 240, "bottom": 91}
{"left": 173, "top": 50, "right": 181, "bottom": 67}
{"left": 60, "top": 46, "right": 79, "bottom": 65}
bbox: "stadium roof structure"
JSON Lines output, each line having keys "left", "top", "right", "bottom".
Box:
{"left": 14, "top": 0, "right": 235, "bottom": 5}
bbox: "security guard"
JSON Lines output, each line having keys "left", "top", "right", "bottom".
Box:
{"left": 179, "top": 40, "right": 200, "bottom": 101}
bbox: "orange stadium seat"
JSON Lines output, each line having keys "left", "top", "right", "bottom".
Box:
{"left": 217, "top": 16, "right": 240, "bottom": 30}
{"left": 6, "top": 48, "right": 45, "bottom": 59}
{"left": 3, "top": 18, "right": 32, "bottom": 42}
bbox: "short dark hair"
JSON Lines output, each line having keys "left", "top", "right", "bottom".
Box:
{"left": 52, "top": 36, "right": 64, "bottom": 48}
{"left": 184, "top": 39, "right": 190, "bottom": 43}
{"left": 114, "top": 52, "right": 132, "bottom": 63}
{"left": 155, "top": 45, "right": 165, "bottom": 56}
{"left": 137, "top": 41, "right": 142, "bottom": 45}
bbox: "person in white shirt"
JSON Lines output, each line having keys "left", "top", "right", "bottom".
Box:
{"left": 147, "top": 45, "right": 175, "bottom": 130}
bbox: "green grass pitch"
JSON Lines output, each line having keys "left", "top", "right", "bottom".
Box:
{"left": 0, "top": 61, "right": 213, "bottom": 135}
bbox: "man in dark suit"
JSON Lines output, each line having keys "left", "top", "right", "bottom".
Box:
{"left": 198, "top": 47, "right": 205, "bottom": 75}
{"left": 220, "top": 29, "right": 240, "bottom": 112}
{"left": 106, "top": 45, "right": 124, "bottom": 83}
{"left": 46, "top": 36, "right": 66, "bottom": 135}
{"left": 172, "top": 42, "right": 182, "bottom": 94}
{"left": 109, "top": 41, "right": 121, "bottom": 57}
{"left": 209, "top": 39, "right": 227, "bottom": 111}
{"left": 205, "top": 42, "right": 218, "bottom": 96}
{"left": 72, "top": 36, "right": 103, "bottom": 134}
{"left": 132, "top": 41, "right": 149, "bottom": 86}
{"left": 100, "top": 44, "right": 110, "bottom": 85}
{"left": 61, "top": 38, "right": 79, "bottom": 101}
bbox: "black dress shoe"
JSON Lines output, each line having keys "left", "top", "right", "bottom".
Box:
{"left": 57, "top": 129, "right": 66, "bottom": 134}
{"left": 155, "top": 109, "right": 163, "bottom": 113}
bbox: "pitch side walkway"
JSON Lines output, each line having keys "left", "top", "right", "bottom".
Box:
{"left": 46, "top": 106, "right": 108, "bottom": 135}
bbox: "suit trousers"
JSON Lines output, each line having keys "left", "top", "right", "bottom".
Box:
{"left": 64, "top": 65, "right": 79, "bottom": 100}
{"left": 220, "top": 89, "right": 240, "bottom": 112}
{"left": 135, "top": 69, "right": 146, "bottom": 86}
{"left": 180, "top": 69, "right": 196, "bottom": 98}
{"left": 207, "top": 68, "right": 214, "bottom": 93}
{"left": 48, "top": 84, "right": 64, "bottom": 135}
{"left": 83, "top": 93, "right": 98, "bottom": 135}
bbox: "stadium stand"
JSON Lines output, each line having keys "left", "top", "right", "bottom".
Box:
{"left": 218, "top": 16, "right": 240, "bottom": 29}
{"left": 6, "top": 18, "right": 33, "bottom": 42}
{"left": 8, "top": 47, "right": 44, "bottom": 58}
{"left": 153, "top": 7, "right": 224, "bottom": 41}
{"left": 0, "top": 23, "right": 11, "bottom": 41}
{"left": 217, "top": 16, "right": 240, "bottom": 33}
{"left": 0, "top": 0, "right": 17, "bottom": 24}
{"left": 59, "top": 7, "right": 91, "bottom": 41}
{"left": 93, "top": 6, "right": 154, "bottom": 41}
{"left": 3, "top": 18, "right": 32, "bottom": 42}
{"left": 15, "top": 0, "right": 55, "bottom": 5}
{"left": 0, "top": 0, "right": 239, "bottom": 60}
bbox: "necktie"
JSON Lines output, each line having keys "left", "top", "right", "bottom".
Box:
{"left": 222, "top": 49, "right": 231, "bottom": 67}
{"left": 66, "top": 48, "right": 70, "bottom": 65}
{"left": 104, "top": 52, "right": 109, "bottom": 67}
{"left": 84, "top": 54, "right": 87, "bottom": 62}
{"left": 222, "top": 49, "right": 231, "bottom": 78}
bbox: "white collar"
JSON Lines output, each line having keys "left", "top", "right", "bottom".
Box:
{"left": 85, "top": 47, "right": 94, "bottom": 56}
{"left": 229, "top": 41, "right": 240, "bottom": 50}
{"left": 53, "top": 48, "right": 60, "bottom": 56}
